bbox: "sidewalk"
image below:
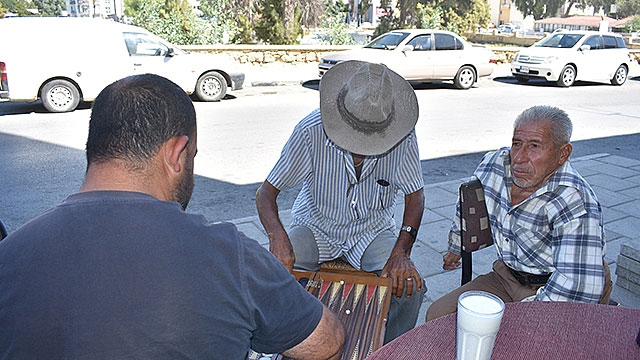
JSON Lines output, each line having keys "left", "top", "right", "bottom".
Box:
{"left": 229, "top": 153, "right": 640, "bottom": 327}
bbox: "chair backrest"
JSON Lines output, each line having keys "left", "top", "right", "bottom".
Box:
{"left": 0, "top": 220, "right": 7, "bottom": 241}
{"left": 459, "top": 178, "right": 493, "bottom": 285}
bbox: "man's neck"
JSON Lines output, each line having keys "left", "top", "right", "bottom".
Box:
{"left": 80, "top": 161, "right": 167, "bottom": 201}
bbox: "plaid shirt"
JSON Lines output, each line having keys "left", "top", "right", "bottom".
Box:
{"left": 448, "top": 148, "right": 606, "bottom": 303}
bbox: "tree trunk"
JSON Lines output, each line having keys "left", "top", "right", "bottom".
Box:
{"left": 563, "top": 0, "right": 576, "bottom": 17}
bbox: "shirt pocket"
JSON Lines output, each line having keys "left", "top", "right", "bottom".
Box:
{"left": 372, "top": 182, "right": 395, "bottom": 210}
{"left": 511, "top": 224, "right": 553, "bottom": 267}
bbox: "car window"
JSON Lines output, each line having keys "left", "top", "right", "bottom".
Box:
{"left": 602, "top": 35, "right": 618, "bottom": 49}
{"left": 364, "top": 32, "right": 410, "bottom": 50}
{"left": 407, "top": 35, "right": 432, "bottom": 51}
{"left": 123, "top": 32, "right": 170, "bottom": 57}
{"left": 536, "top": 33, "right": 583, "bottom": 48}
{"left": 615, "top": 36, "right": 627, "bottom": 48}
{"left": 455, "top": 37, "right": 464, "bottom": 50}
{"left": 583, "top": 35, "right": 602, "bottom": 50}
{"left": 434, "top": 34, "right": 457, "bottom": 50}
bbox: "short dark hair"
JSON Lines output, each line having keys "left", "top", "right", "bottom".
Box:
{"left": 86, "top": 74, "right": 196, "bottom": 168}
{"left": 513, "top": 105, "right": 572, "bottom": 148}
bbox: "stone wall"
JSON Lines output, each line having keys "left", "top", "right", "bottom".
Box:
{"left": 179, "top": 44, "right": 640, "bottom": 66}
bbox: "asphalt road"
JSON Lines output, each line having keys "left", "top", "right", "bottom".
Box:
{"left": 1, "top": 74, "right": 640, "bottom": 232}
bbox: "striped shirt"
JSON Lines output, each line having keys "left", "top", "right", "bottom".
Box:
{"left": 267, "top": 109, "right": 424, "bottom": 269}
{"left": 448, "top": 148, "right": 606, "bottom": 303}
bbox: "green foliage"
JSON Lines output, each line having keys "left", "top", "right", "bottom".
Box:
{"left": 620, "top": 15, "right": 640, "bottom": 31}
{"left": 133, "top": 0, "right": 222, "bottom": 45}
{"left": 374, "top": 0, "right": 490, "bottom": 36}
{"left": 614, "top": 0, "right": 640, "bottom": 18}
{"left": 320, "top": 0, "right": 354, "bottom": 45}
{"left": 231, "top": 13, "right": 255, "bottom": 44}
{"left": 31, "top": 0, "right": 65, "bottom": 16}
{"left": 253, "top": 0, "right": 303, "bottom": 44}
{"left": 0, "top": 2, "right": 6, "bottom": 17}
{"left": 124, "top": 0, "right": 144, "bottom": 17}
{"left": 0, "top": 0, "right": 31, "bottom": 16}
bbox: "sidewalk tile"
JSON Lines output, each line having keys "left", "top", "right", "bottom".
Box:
{"left": 411, "top": 241, "right": 449, "bottom": 277}
{"left": 425, "top": 187, "right": 458, "bottom": 208}
{"left": 620, "top": 185, "right": 640, "bottom": 200}
{"left": 625, "top": 175, "right": 640, "bottom": 186}
{"left": 420, "top": 208, "right": 449, "bottom": 225}
{"left": 419, "top": 219, "right": 451, "bottom": 253}
{"left": 603, "top": 206, "right": 629, "bottom": 224}
{"left": 599, "top": 155, "right": 640, "bottom": 168}
{"left": 584, "top": 174, "right": 637, "bottom": 191}
{"left": 606, "top": 229, "right": 624, "bottom": 242}
{"left": 431, "top": 204, "right": 456, "bottom": 220}
{"left": 236, "top": 221, "right": 268, "bottom": 246}
{"left": 590, "top": 163, "right": 640, "bottom": 179}
{"left": 605, "top": 237, "right": 636, "bottom": 264}
{"left": 611, "top": 199, "right": 640, "bottom": 219}
{"left": 606, "top": 216, "right": 640, "bottom": 240}
{"left": 592, "top": 185, "right": 634, "bottom": 207}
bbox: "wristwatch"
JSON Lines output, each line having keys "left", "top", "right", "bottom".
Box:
{"left": 400, "top": 225, "right": 418, "bottom": 240}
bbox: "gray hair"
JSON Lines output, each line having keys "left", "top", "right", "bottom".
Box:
{"left": 513, "top": 106, "right": 572, "bottom": 147}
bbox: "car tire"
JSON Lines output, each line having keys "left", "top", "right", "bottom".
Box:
{"left": 610, "top": 65, "right": 628, "bottom": 86}
{"left": 40, "top": 79, "right": 80, "bottom": 113}
{"left": 195, "top": 71, "right": 227, "bottom": 102}
{"left": 514, "top": 75, "right": 529, "bottom": 83}
{"left": 556, "top": 65, "right": 576, "bottom": 87}
{"left": 454, "top": 66, "right": 476, "bottom": 90}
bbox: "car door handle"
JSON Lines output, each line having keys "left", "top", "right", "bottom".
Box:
{"left": 134, "top": 63, "right": 142, "bottom": 66}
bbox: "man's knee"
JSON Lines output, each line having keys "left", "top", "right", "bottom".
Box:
{"left": 289, "top": 226, "right": 320, "bottom": 271}
{"left": 425, "top": 292, "right": 458, "bottom": 322}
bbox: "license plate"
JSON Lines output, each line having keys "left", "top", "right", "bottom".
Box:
{"left": 519, "top": 66, "right": 529, "bottom": 73}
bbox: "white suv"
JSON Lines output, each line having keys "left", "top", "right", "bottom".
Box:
{"left": 511, "top": 30, "right": 633, "bottom": 87}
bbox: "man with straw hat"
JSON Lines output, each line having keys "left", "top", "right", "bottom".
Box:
{"left": 256, "top": 60, "right": 426, "bottom": 342}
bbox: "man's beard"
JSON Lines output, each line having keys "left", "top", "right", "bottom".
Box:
{"left": 173, "top": 157, "right": 194, "bottom": 210}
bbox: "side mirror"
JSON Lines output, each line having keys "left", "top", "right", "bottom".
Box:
{"left": 401, "top": 45, "right": 414, "bottom": 52}
{"left": 579, "top": 44, "right": 591, "bottom": 52}
{"left": 167, "top": 47, "right": 176, "bottom": 57}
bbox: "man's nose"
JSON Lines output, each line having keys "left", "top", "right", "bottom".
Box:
{"left": 512, "top": 147, "right": 528, "bottom": 164}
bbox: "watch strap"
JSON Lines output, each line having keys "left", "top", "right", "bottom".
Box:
{"left": 401, "top": 225, "right": 418, "bottom": 239}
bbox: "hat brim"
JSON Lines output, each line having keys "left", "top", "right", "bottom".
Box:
{"left": 320, "top": 60, "right": 419, "bottom": 156}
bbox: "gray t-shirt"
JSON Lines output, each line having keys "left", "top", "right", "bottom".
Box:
{"left": 0, "top": 191, "right": 322, "bottom": 359}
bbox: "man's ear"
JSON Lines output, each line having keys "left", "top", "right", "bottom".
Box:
{"left": 164, "top": 135, "right": 190, "bottom": 174}
{"left": 558, "top": 143, "right": 572, "bottom": 165}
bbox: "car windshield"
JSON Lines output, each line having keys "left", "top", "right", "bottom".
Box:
{"left": 535, "top": 33, "right": 584, "bottom": 48}
{"left": 364, "top": 32, "right": 410, "bottom": 50}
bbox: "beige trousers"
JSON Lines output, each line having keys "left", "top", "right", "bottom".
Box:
{"left": 426, "top": 260, "right": 612, "bottom": 322}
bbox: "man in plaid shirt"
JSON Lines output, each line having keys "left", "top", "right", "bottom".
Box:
{"left": 426, "top": 105, "right": 611, "bottom": 321}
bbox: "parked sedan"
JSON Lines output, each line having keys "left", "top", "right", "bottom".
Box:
{"left": 511, "top": 30, "right": 633, "bottom": 87}
{"left": 318, "top": 29, "right": 496, "bottom": 89}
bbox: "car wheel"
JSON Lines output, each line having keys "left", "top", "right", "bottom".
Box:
{"left": 195, "top": 71, "right": 227, "bottom": 102}
{"left": 611, "top": 65, "right": 627, "bottom": 86}
{"left": 40, "top": 79, "right": 80, "bottom": 112}
{"left": 454, "top": 66, "right": 475, "bottom": 90}
{"left": 514, "top": 75, "right": 529, "bottom": 83}
{"left": 556, "top": 65, "right": 576, "bottom": 87}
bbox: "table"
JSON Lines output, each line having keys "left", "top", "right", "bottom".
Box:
{"left": 366, "top": 302, "right": 640, "bottom": 359}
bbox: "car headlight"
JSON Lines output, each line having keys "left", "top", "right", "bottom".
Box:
{"left": 545, "top": 56, "right": 559, "bottom": 63}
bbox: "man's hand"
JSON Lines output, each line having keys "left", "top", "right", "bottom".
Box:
{"left": 443, "top": 251, "right": 461, "bottom": 270}
{"left": 269, "top": 232, "right": 295, "bottom": 273}
{"left": 381, "top": 251, "right": 423, "bottom": 299}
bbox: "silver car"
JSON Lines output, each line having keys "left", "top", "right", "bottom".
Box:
{"left": 318, "top": 29, "right": 496, "bottom": 89}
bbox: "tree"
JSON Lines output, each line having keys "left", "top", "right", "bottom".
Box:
{"left": 0, "top": 0, "right": 31, "bottom": 16}
{"left": 253, "top": 0, "right": 303, "bottom": 44}
{"left": 32, "top": 0, "right": 65, "bottom": 16}
{"left": 615, "top": 0, "right": 640, "bottom": 17}
{"left": 512, "top": 0, "right": 621, "bottom": 19}
{"left": 320, "top": 0, "right": 354, "bottom": 44}
{"left": 133, "top": 0, "right": 220, "bottom": 45}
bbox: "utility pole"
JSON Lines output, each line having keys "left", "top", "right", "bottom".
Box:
{"left": 354, "top": 0, "right": 359, "bottom": 27}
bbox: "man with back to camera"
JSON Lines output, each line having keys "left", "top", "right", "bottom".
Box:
{"left": 426, "top": 105, "right": 611, "bottom": 321}
{"left": 0, "top": 74, "right": 345, "bottom": 359}
{"left": 256, "top": 60, "right": 427, "bottom": 343}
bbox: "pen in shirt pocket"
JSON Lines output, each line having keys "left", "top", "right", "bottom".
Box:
{"left": 377, "top": 179, "right": 390, "bottom": 207}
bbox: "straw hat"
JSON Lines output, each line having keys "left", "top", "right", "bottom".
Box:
{"left": 319, "top": 60, "right": 418, "bottom": 156}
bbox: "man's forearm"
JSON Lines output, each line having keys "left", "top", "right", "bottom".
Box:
{"left": 255, "top": 181, "right": 286, "bottom": 237}
{"left": 393, "top": 188, "right": 424, "bottom": 255}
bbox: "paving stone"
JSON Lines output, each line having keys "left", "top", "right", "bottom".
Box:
{"left": 584, "top": 174, "right": 637, "bottom": 192}
{"left": 592, "top": 185, "right": 634, "bottom": 207}
{"left": 236, "top": 221, "right": 268, "bottom": 245}
{"left": 589, "top": 163, "right": 640, "bottom": 179}
{"left": 616, "top": 267, "right": 640, "bottom": 285}
{"left": 411, "top": 241, "right": 449, "bottom": 277}
{"left": 431, "top": 204, "right": 456, "bottom": 220}
{"left": 419, "top": 208, "right": 448, "bottom": 226}
{"left": 621, "top": 243, "right": 640, "bottom": 261}
{"left": 617, "top": 254, "right": 640, "bottom": 274}
{"left": 602, "top": 206, "right": 628, "bottom": 224}
{"left": 572, "top": 166, "right": 599, "bottom": 177}
{"left": 571, "top": 159, "right": 605, "bottom": 172}
{"left": 432, "top": 180, "right": 464, "bottom": 195}
{"left": 611, "top": 199, "right": 640, "bottom": 220}
{"left": 625, "top": 175, "right": 640, "bottom": 186}
{"left": 606, "top": 237, "right": 634, "bottom": 264}
{"left": 620, "top": 186, "right": 640, "bottom": 199}
{"left": 617, "top": 277, "right": 640, "bottom": 295}
{"left": 424, "top": 187, "right": 458, "bottom": 208}
{"left": 419, "top": 219, "right": 452, "bottom": 253}
{"left": 468, "top": 246, "right": 498, "bottom": 276}
{"left": 606, "top": 216, "right": 640, "bottom": 240}
{"left": 606, "top": 229, "right": 624, "bottom": 242}
{"left": 599, "top": 155, "right": 640, "bottom": 168}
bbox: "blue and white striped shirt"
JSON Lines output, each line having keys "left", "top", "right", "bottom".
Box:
{"left": 448, "top": 148, "right": 606, "bottom": 303}
{"left": 267, "top": 109, "right": 424, "bottom": 269}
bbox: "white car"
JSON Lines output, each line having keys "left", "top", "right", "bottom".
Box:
{"left": 318, "top": 29, "right": 496, "bottom": 89}
{"left": 511, "top": 30, "right": 633, "bottom": 87}
{"left": 0, "top": 18, "right": 244, "bottom": 112}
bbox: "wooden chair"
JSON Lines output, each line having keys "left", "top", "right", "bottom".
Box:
{"left": 459, "top": 178, "right": 493, "bottom": 285}
{"left": 0, "top": 220, "right": 7, "bottom": 241}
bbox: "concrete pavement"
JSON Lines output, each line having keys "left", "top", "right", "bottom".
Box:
{"left": 228, "top": 153, "right": 640, "bottom": 327}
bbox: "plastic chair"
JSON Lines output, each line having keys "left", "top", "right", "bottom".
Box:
{"left": 459, "top": 178, "right": 494, "bottom": 285}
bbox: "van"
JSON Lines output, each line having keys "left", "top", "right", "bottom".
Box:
{"left": 0, "top": 17, "right": 244, "bottom": 112}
